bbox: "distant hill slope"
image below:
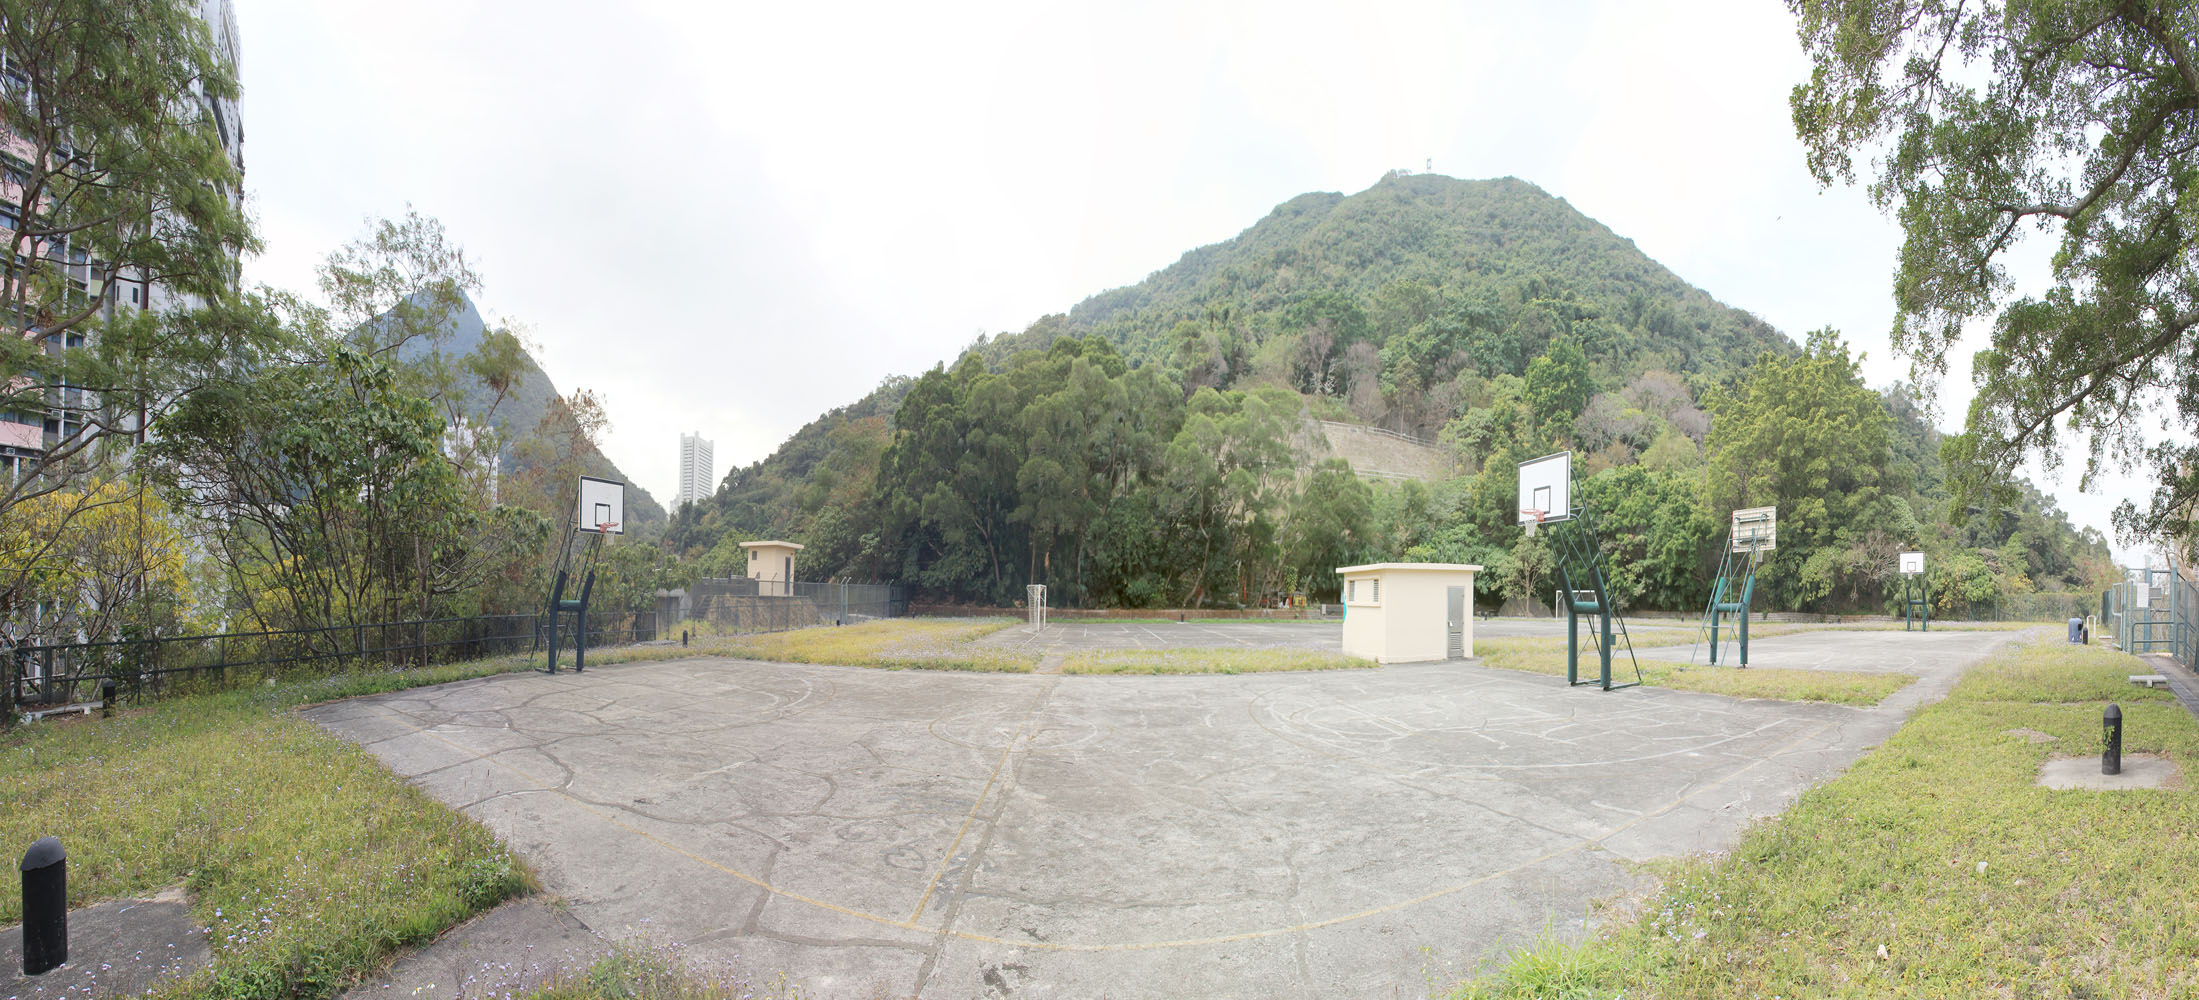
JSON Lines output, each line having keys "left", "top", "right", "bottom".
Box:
{"left": 384, "top": 293, "right": 667, "bottom": 531}
{"left": 1312, "top": 420, "right": 1455, "bottom": 482}
{"left": 985, "top": 172, "right": 1791, "bottom": 377}
{"left": 675, "top": 174, "right": 1792, "bottom": 559}
{"left": 669, "top": 173, "right": 2101, "bottom": 608}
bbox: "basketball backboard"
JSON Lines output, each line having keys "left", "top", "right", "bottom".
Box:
{"left": 1732, "top": 506, "right": 1777, "bottom": 551}
{"left": 1899, "top": 551, "right": 1925, "bottom": 575}
{"left": 1517, "top": 451, "right": 1573, "bottom": 524}
{"left": 576, "top": 476, "right": 625, "bottom": 534}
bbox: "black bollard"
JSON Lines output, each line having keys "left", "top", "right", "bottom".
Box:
{"left": 2103, "top": 703, "right": 2123, "bottom": 775}
{"left": 682, "top": 630, "right": 688, "bottom": 647}
{"left": 20, "top": 836, "right": 66, "bottom": 975}
{"left": 99, "top": 678, "right": 115, "bottom": 719}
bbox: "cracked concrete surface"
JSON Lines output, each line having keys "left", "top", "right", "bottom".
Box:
{"left": 309, "top": 624, "right": 2021, "bottom": 999}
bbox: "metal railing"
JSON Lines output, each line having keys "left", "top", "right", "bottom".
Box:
{"left": 1318, "top": 420, "right": 1437, "bottom": 448}
{"left": 4, "top": 610, "right": 658, "bottom": 720}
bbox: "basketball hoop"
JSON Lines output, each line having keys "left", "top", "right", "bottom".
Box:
{"left": 1519, "top": 509, "right": 1546, "bottom": 537}
{"left": 596, "top": 521, "right": 619, "bottom": 535}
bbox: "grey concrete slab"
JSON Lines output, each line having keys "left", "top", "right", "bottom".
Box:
{"left": 313, "top": 628, "right": 2017, "bottom": 999}
{"left": 0, "top": 889, "right": 209, "bottom": 998}
{"left": 344, "top": 897, "right": 608, "bottom": 999}
{"left": 2038, "top": 754, "right": 2182, "bottom": 790}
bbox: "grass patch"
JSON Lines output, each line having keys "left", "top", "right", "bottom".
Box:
{"left": 0, "top": 676, "right": 531, "bottom": 999}
{"left": 1474, "top": 632, "right": 1914, "bottom": 706}
{"left": 710, "top": 617, "right": 1035, "bottom": 672}
{"left": 518, "top": 940, "right": 817, "bottom": 999}
{"left": 1454, "top": 637, "right": 2199, "bottom": 999}
{"left": 1952, "top": 641, "right": 2179, "bottom": 705}
{"left": 1059, "top": 647, "right": 1376, "bottom": 674}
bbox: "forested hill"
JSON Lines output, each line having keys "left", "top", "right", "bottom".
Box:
{"left": 667, "top": 174, "right": 2109, "bottom": 614}
{"left": 980, "top": 172, "right": 1793, "bottom": 404}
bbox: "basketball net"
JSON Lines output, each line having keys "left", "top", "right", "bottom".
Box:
{"left": 1520, "top": 509, "right": 1545, "bottom": 537}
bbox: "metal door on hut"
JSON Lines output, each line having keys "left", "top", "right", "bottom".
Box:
{"left": 1446, "top": 586, "right": 1466, "bottom": 658}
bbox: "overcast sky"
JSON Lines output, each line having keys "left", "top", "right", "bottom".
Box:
{"left": 233, "top": 0, "right": 2167, "bottom": 562}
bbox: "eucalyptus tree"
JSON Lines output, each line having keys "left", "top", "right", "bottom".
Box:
{"left": 1790, "top": 0, "right": 2199, "bottom": 542}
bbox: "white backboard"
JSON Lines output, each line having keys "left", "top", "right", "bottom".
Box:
{"left": 1517, "top": 451, "right": 1573, "bottom": 524}
{"left": 1899, "top": 551, "right": 1925, "bottom": 575}
{"left": 576, "top": 476, "right": 625, "bottom": 534}
{"left": 1732, "top": 505, "right": 1777, "bottom": 551}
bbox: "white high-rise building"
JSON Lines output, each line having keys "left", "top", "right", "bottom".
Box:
{"left": 677, "top": 433, "right": 714, "bottom": 510}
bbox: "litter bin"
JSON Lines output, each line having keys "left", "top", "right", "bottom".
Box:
{"left": 2068, "top": 617, "right": 2086, "bottom": 644}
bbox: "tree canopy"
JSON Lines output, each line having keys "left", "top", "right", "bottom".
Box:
{"left": 0, "top": 0, "right": 266, "bottom": 627}
{"left": 1790, "top": 0, "right": 2199, "bottom": 545}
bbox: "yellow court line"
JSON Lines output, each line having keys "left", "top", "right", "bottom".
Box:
{"left": 375, "top": 702, "right": 1835, "bottom": 954}
{"left": 906, "top": 677, "right": 1058, "bottom": 922}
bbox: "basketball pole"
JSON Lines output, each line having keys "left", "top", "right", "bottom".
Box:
{"left": 543, "top": 478, "right": 621, "bottom": 674}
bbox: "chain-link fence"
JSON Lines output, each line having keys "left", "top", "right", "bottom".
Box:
{"left": 1958, "top": 591, "right": 2097, "bottom": 623}
{"left": 4, "top": 610, "right": 657, "bottom": 721}
{"left": 674, "top": 579, "right": 910, "bottom": 635}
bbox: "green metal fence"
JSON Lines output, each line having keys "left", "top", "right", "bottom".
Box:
{"left": 2102, "top": 564, "right": 2197, "bottom": 667}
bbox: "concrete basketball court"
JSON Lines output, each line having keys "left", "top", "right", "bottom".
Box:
{"left": 309, "top": 624, "right": 2022, "bottom": 999}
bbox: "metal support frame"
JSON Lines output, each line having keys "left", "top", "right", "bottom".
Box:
{"left": 540, "top": 482, "right": 610, "bottom": 674}
{"left": 1901, "top": 574, "right": 1929, "bottom": 631}
{"left": 1548, "top": 507, "right": 1642, "bottom": 691}
{"left": 1696, "top": 530, "right": 1766, "bottom": 668}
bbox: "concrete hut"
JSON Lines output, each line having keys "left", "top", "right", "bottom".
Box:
{"left": 742, "top": 540, "right": 803, "bottom": 596}
{"left": 1336, "top": 562, "right": 1484, "bottom": 664}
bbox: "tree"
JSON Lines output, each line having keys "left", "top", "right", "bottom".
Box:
{"left": 1278, "top": 460, "right": 1374, "bottom": 599}
{"left": 1522, "top": 337, "right": 1594, "bottom": 433}
{"left": 0, "top": 0, "right": 266, "bottom": 623}
{"left": 1577, "top": 466, "right": 1716, "bottom": 609}
{"left": 330, "top": 210, "right": 529, "bottom": 500}
{"left": 1790, "top": 0, "right": 2199, "bottom": 543}
{"left": 1705, "top": 331, "right": 1895, "bottom": 609}
{"left": 1284, "top": 292, "right": 1370, "bottom": 396}
{"left": 0, "top": 478, "right": 194, "bottom": 644}
{"left": 154, "top": 344, "right": 541, "bottom": 634}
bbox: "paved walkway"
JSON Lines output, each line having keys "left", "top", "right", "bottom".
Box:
{"left": 2142, "top": 652, "right": 2199, "bottom": 719}
{"left": 313, "top": 628, "right": 2021, "bottom": 999}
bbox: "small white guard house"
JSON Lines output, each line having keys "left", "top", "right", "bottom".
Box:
{"left": 1336, "top": 563, "right": 1484, "bottom": 664}
{"left": 742, "top": 540, "right": 803, "bottom": 595}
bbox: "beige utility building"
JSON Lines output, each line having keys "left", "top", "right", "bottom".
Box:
{"left": 1336, "top": 563, "right": 1484, "bottom": 664}
{"left": 742, "top": 540, "right": 804, "bottom": 595}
